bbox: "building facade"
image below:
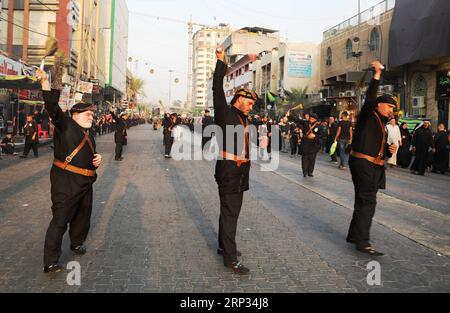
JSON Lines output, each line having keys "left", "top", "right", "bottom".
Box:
{"left": 320, "top": 0, "right": 450, "bottom": 129}
{"left": 320, "top": 0, "right": 396, "bottom": 119}
{"left": 191, "top": 24, "right": 231, "bottom": 109}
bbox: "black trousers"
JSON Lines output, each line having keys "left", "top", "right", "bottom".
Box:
{"left": 164, "top": 134, "right": 173, "bottom": 155}
{"left": 218, "top": 192, "right": 244, "bottom": 265}
{"left": 115, "top": 142, "right": 123, "bottom": 159}
{"left": 411, "top": 150, "right": 428, "bottom": 174}
{"left": 301, "top": 153, "right": 317, "bottom": 175}
{"left": 347, "top": 190, "right": 377, "bottom": 248}
{"left": 347, "top": 157, "right": 384, "bottom": 248}
{"left": 23, "top": 143, "right": 38, "bottom": 157}
{"left": 44, "top": 167, "right": 94, "bottom": 267}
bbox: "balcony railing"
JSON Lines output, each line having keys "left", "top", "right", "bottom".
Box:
{"left": 323, "top": 0, "right": 395, "bottom": 40}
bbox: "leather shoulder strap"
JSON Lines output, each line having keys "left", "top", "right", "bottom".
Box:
{"left": 373, "top": 112, "right": 386, "bottom": 158}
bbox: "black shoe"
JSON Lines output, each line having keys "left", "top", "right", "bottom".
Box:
{"left": 226, "top": 261, "right": 250, "bottom": 275}
{"left": 217, "top": 248, "right": 241, "bottom": 257}
{"left": 308, "top": 174, "right": 314, "bottom": 177}
{"left": 303, "top": 173, "right": 307, "bottom": 177}
{"left": 71, "top": 245, "right": 87, "bottom": 255}
{"left": 357, "top": 246, "right": 384, "bottom": 256}
{"left": 115, "top": 157, "right": 123, "bottom": 161}
{"left": 43, "top": 264, "right": 64, "bottom": 273}
{"left": 20, "top": 155, "right": 27, "bottom": 159}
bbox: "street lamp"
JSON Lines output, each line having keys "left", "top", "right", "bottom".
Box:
{"left": 168, "top": 70, "right": 174, "bottom": 107}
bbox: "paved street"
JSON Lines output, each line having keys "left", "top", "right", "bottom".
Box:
{"left": 0, "top": 124, "right": 449, "bottom": 293}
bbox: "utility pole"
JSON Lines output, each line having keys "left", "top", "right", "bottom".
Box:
{"left": 169, "top": 70, "right": 174, "bottom": 108}
{"left": 187, "top": 15, "right": 193, "bottom": 110}
{"left": 356, "top": 0, "right": 362, "bottom": 112}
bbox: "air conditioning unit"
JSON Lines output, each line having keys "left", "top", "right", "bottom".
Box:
{"left": 345, "top": 90, "right": 355, "bottom": 97}
{"left": 412, "top": 96, "right": 425, "bottom": 108}
{"left": 338, "top": 92, "right": 346, "bottom": 97}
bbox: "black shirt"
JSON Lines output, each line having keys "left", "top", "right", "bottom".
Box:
{"left": 24, "top": 120, "right": 38, "bottom": 143}
{"left": 43, "top": 89, "right": 97, "bottom": 172}
{"left": 213, "top": 59, "right": 250, "bottom": 195}
{"left": 213, "top": 60, "right": 250, "bottom": 158}
{"left": 337, "top": 120, "right": 352, "bottom": 140}
{"left": 351, "top": 78, "right": 390, "bottom": 159}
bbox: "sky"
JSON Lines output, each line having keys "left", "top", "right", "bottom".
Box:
{"left": 125, "top": 0, "right": 384, "bottom": 107}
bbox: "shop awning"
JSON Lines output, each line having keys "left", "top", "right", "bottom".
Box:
{"left": 0, "top": 75, "right": 41, "bottom": 90}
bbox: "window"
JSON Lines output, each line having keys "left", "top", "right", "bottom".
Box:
{"left": 413, "top": 75, "right": 427, "bottom": 97}
{"left": 48, "top": 22, "right": 56, "bottom": 38}
{"left": 369, "top": 28, "right": 379, "bottom": 51}
{"left": 326, "top": 47, "right": 332, "bottom": 66}
{"left": 346, "top": 39, "right": 353, "bottom": 59}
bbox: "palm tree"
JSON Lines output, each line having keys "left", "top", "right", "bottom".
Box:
{"left": 128, "top": 76, "right": 146, "bottom": 109}
{"left": 278, "top": 86, "right": 309, "bottom": 115}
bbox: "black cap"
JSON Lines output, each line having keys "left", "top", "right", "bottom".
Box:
{"left": 230, "top": 87, "right": 258, "bottom": 105}
{"left": 376, "top": 94, "right": 397, "bottom": 107}
{"left": 205, "top": 109, "right": 210, "bottom": 113}
{"left": 70, "top": 102, "right": 96, "bottom": 113}
{"left": 309, "top": 113, "right": 318, "bottom": 120}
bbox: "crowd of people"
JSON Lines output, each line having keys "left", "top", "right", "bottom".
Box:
{"left": 157, "top": 107, "right": 450, "bottom": 177}
{"left": 252, "top": 112, "right": 450, "bottom": 176}
{"left": 0, "top": 107, "right": 146, "bottom": 160}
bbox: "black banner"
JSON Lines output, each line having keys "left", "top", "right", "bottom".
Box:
{"left": 389, "top": 0, "right": 450, "bottom": 68}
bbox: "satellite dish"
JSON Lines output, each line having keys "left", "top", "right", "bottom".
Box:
{"left": 128, "top": 57, "right": 133, "bottom": 62}
{"left": 174, "top": 78, "right": 179, "bottom": 84}
{"left": 267, "top": 105, "right": 272, "bottom": 110}
{"left": 353, "top": 37, "right": 360, "bottom": 43}
{"left": 150, "top": 69, "right": 154, "bottom": 74}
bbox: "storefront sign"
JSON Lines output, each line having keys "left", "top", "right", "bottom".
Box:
{"left": 0, "top": 55, "right": 23, "bottom": 76}
{"left": 288, "top": 51, "right": 312, "bottom": 78}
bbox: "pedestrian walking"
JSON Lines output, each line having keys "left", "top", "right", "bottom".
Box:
{"left": 334, "top": 111, "right": 352, "bottom": 169}
{"left": 20, "top": 114, "right": 39, "bottom": 158}
{"left": 110, "top": 109, "right": 128, "bottom": 161}
{"left": 410, "top": 120, "right": 433, "bottom": 176}
{"left": 300, "top": 113, "right": 321, "bottom": 177}
{"left": 397, "top": 122, "right": 412, "bottom": 168}
{"left": 386, "top": 118, "right": 402, "bottom": 167}
{"left": 432, "top": 123, "right": 449, "bottom": 174}
{"left": 201, "top": 109, "right": 214, "bottom": 150}
{"left": 327, "top": 116, "right": 338, "bottom": 163}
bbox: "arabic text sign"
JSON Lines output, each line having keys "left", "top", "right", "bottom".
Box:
{"left": 0, "top": 55, "right": 23, "bottom": 76}
{"left": 288, "top": 51, "right": 312, "bottom": 78}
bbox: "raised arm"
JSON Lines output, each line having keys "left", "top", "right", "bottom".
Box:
{"left": 213, "top": 48, "right": 228, "bottom": 127}
{"left": 36, "top": 68, "right": 65, "bottom": 128}
{"left": 360, "top": 61, "right": 383, "bottom": 116}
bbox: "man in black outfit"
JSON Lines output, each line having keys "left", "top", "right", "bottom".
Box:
{"left": 327, "top": 116, "right": 338, "bottom": 162}
{"left": 201, "top": 109, "right": 214, "bottom": 150}
{"left": 110, "top": 110, "right": 128, "bottom": 161}
{"left": 20, "top": 114, "right": 39, "bottom": 158}
{"left": 300, "top": 113, "right": 321, "bottom": 177}
{"left": 213, "top": 48, "right": 257, "bottom": 275}
{"left": 410, "top": 120, "right": 433, "bottom": 175}
{"left": 347, "top": 61, "right": 398, "bottom": 256}
{"left": 334, "top": 111, "right": 353, "bottom": 170}
{"left": 36, "top": 68, "right": 102, "bottom": 273}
